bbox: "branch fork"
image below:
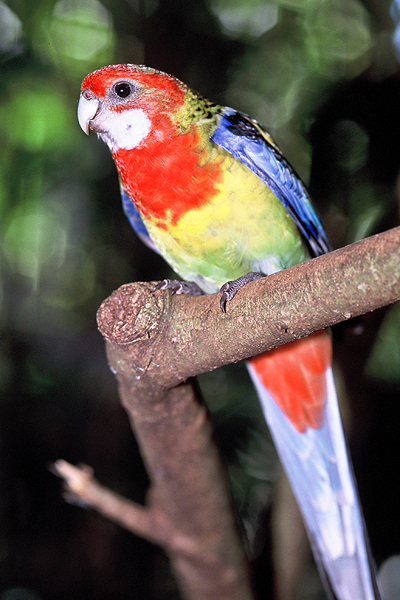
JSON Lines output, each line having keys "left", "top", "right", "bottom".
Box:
{"left": 53, "top": 227, "right": 400, "bottom": 600}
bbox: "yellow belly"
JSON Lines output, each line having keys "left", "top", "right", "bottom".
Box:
{"left": 143, "top": 150, "right": 308, "bottom": 292}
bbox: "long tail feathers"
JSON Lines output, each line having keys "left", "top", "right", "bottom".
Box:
{"left": 247, "top": 330, "right": 380, "bottom": 600}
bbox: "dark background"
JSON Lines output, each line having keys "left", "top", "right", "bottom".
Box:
{"left": 1, "top": 0, "right": 400, "bottom": 598}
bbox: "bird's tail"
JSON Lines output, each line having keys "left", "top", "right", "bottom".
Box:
{"left": 247, "top": 330, "right": 380, "bottom": 600}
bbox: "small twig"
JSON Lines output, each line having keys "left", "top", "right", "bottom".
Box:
{"left": 51, "top": 461, "right": 162, "bottom": 543}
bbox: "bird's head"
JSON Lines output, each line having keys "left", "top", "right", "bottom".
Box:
{"left": 78, "top": 64, "right": 188, "bottom": 152}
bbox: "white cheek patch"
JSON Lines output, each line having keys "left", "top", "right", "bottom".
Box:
{"left": 101, "top": 108, "right": 151, "bottom": 151}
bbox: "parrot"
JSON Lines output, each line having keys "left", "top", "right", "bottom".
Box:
{"left": 78, "top": 64, "right": 380, "bottom": 600}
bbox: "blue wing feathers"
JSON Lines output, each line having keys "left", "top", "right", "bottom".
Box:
{"left": 212, "top": 109, "right": 331, "bottom": 257}
{"left": 120, "top": 184, "right": 160, "bottom": 254}
{"left": 120, "top": 106, "right": 330, "bottom": 259}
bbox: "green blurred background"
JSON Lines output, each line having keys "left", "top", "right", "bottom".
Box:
{"left": 1, "top": 0, "right": 400, "bottom": 598}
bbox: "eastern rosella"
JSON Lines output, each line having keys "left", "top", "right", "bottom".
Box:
{"left": 78, "top": 64, "right": 380, "bottom": 600}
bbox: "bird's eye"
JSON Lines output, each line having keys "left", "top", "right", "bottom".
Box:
{"left": 114, "top": 82, "right": 131, "bottom": 98}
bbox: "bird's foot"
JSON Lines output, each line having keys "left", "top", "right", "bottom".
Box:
{"left": 152, "top": 279, "right": 204, "bottom": 296}
{"left": 219, "top": 272, "right": 264, "bottom": 312}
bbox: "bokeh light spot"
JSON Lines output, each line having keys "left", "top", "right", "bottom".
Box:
{"left": 304, "top": 0, "right": 372, "bottom": 76}
{"left": 391, "top": 0, "right": 400, "bottom": 61}
{"left": 333, "top": 120, "right": 369, "bottom": 172}
{"left": 0, "top": 1, "right": 24, "bottom": 59}
{"left": 0, "top": 79, "right": 72, "bottom": 152}
{"left": 42, "top": 246, "right": 96, "bottom": 309}
{"left": 3, "top": 213, "right": 67, "bottom": 281}
{"left": 367, "top": 303, "right": 400, "bottom": 381}
{"left": 209, "top": 0, "right": 279, "bottom": 38}
{"left": 276, "top": 0, "right": 323, "bottom": 12}
{"left": 50, "top": 0, "right": 114, "bottom": 60}
{"left": 227, "top": 44, "right": 309, "bottom": 129}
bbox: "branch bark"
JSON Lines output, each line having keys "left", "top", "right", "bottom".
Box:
{"left": 98, "top": 226, "right": 400, "bottom": 388}
{"left": 54, "top": 226, "right": 400, "bottom": 600}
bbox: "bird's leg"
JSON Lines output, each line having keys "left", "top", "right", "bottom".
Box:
{"left": 152, "top": 279, "right": 204, "bottom": 296}
{"left": 219, "top": 272, "right": 264, "bottom": 312}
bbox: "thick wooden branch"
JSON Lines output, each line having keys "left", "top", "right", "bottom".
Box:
{"left": 55, "top": 227, "right": 400, "bottom": 600}
{"left": 54, "top": 381, "right": 255, "bottom": 600}
{"left": 98, "top": 226, "right": 400, "bottom": 388}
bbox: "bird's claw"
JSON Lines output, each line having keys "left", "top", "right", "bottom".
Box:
{"left": 152, "top": 279, "right": 203, "bottom": 296}
{"left": 219, "top": 272, "right": 264, "bottom": 313}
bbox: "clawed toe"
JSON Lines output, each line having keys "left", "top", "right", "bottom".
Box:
{"left": 219, "top": 272, "right": 264, "bottom": 312}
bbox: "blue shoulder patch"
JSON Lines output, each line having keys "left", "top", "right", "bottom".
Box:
{"left": 120, "top": 184, "right": 160, "bottom": 254}
{"left": 211, "top": 108, "right": 331, "bottom": 257}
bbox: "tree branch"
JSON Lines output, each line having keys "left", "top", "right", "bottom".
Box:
{"left": 98, "top": 226, "right": 400, "bottom": 388}
{"left": 54, "top": 226, "right": 400, "bottom": 600}
{"left": 53, "top": 381, "right": 255, "bottom": 600}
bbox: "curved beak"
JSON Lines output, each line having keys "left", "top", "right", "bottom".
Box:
{"left": 78, "top": 93, "right": 100, "bottom": 135}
